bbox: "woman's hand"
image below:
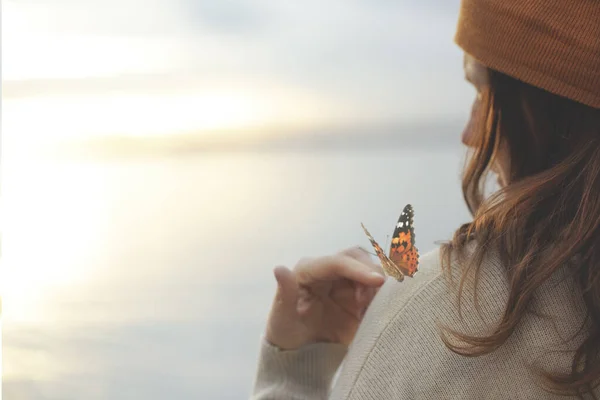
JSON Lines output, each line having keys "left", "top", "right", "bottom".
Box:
{"left": 265, "top": 246, "right": 386, "bottom": 350}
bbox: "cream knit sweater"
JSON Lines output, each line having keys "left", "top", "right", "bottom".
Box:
{"left": 251, "top": 248, "right": 596, "bottom": 399}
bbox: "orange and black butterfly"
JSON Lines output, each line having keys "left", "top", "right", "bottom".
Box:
{"left": 361, "top": 204, "right": 419, "bottom": 282}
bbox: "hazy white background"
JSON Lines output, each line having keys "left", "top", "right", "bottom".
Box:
{"left": 2, "top": 1, "right": 475, "bottom": 398}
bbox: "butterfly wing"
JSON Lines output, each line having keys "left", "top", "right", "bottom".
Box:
{"left": 361, "top": 223, "right": 405, "bottom": 282}
{"left": 388, "top": 204, "right": 419, "bottom": 277}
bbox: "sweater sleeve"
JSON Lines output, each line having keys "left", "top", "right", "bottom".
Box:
{"left": 251, "top": 338, "right": 348, "bottom": 400}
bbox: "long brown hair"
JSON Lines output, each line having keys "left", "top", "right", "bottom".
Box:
{"left": 441, "top": 68, "right": 600, "bottom": 397}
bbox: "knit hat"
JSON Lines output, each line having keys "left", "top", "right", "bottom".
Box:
{"left": 454, "top": 0, "right": 600, "bottom": 109}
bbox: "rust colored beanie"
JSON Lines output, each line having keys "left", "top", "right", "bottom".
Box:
{"left": 455, "top": 0, "right": 600, "bottom": 109}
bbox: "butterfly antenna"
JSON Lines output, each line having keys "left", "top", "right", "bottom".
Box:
{"left": 385, "top": 234, "right": 390, "bottom": 250}
{"left": 362, "top": 248, "right": 378, "bottom": 258}
{"left": 356, "top": 245, "right": 378, "bottom": 258}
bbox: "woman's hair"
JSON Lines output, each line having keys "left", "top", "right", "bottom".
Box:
{"left": 441, "top": 68, "right": 600, "bottom": 397}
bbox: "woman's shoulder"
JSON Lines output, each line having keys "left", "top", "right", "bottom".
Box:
{"left": 330, "top": 247, "right": 514, "bottom": 398}
{"left": 366, "top": 246, "right": 510, "bottom": 331}
{"left": 340, "top": 246, "right": 511, "bottom": 375}
{"left": 330, "top": 246, "right": 588, "bottom": 399}
{"left": 332, "top": 245, "right": 580, "bottom": 399}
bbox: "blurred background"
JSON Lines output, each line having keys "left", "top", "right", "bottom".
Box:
{"left": 2, "top": 0, "right": 474, "bottom": 398}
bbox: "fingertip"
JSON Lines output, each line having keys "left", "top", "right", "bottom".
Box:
{"left": 273, "top": 266, "right": 299, "bottom": 295}
{"left": 347, "top": 268, "right": 385, "bottom": 287}
{"left": 273, "top": 266, "right": 282, "bottom": 284}
{"left": 368, "top": 271, "right": 386, "bottom": 285}
{"left": 273, "top": 265, "right": 290, "bottom": 280}
{"left": 273, "top": 267, "right": 292, "bottom": 291}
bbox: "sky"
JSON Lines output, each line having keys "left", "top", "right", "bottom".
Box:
{"left": 3, "top": 0, "right": 473, "bottom": 149}
{"left": 2, "top": 3, "right": 476, "bottom": 397}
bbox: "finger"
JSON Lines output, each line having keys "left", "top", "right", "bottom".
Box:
{"left": 327, "top": 279, "right": 356, "bottom": 305}
{"left": 339, "top": 246, "right": 375, "bottom": 264}
{"left": 329, "top": 282, "right": 363, "bottom": 320}
{"left": 295, "top": 254, "right": 385, "bottom": 287}
{"left": 339, "top": 246, "right": 385, "bottom": 276}
{"left": 354, "top": 284, "right": 377, "bottom": 309}
{"left": 273, "top": 266, "right": 299, "bottom": 311}
{"left": 352, "top": 283, "right": 380, "bottom": 319}
{"left": 355, "top": 283, "right": 367, "bottom": 304}
{"left": 296, "top": 250, "right": 384, "bottom": 279}
{"left": 358, "top": 285, "right": 378, "bottom": 307}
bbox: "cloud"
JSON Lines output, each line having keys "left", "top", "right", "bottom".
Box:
{"left": 4, "top": 0, "right": 473, "bottom": 133}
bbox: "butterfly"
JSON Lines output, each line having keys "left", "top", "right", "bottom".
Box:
{"left": 361, "top": 204, "right": 420, "bottom": 282}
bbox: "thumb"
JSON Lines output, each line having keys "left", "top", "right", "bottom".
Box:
{"left": 273, "top": 266, "right": 299, "bottom": 310}
{"left": 266, "top": 267, "right": 311, "bottom": 350}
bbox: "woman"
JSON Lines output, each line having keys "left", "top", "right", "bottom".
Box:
{"left": 252, "top": 0, "right": 600, "bottom": 398}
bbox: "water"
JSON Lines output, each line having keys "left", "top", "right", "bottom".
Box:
{"left": 2, "top": 146, "right": 471, "bottom": 399}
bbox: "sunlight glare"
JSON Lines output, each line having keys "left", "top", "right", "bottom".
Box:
{"left": 3, "top": 92, "right": 272, "bottom": 150}
{"left": 0, "top": 158, "right": 112, "bottom": 325}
